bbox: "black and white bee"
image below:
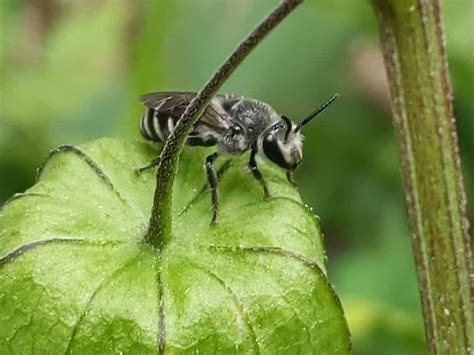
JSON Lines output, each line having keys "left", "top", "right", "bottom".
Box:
{"left": 138, "top": 91, "right": 338, "bottom": 224}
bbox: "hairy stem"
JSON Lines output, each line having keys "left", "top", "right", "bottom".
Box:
{"left": 144, "top": 0, "right": 303, "bottom": 249}
{"left": 371, "top": 0, "right": 473, "bottom": 353}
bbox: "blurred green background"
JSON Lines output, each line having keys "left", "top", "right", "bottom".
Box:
{"left": 0, "top": 0, "right": 472, "bottom": 353}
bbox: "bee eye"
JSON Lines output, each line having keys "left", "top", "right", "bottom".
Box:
{"left": 231, "top": 125, "right": 242, "bottom": 134}
{"left": 262, "top": 134, "right": 291, "bottom": 170}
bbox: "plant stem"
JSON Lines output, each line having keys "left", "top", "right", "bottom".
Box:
{"left": 144, "top": 0, "right": 303, "bottom": 249}
{"left": 371, "top": 0, "right": 473, "bottom": 353}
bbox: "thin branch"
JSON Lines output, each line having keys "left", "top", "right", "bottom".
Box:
{"left": 144, "top": 0, "right": 303, "bottom": 249}
{"left": 371, "top": 0, "right": 473, "bottom": 353}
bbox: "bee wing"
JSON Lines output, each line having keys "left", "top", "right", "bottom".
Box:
{"left": 140, "top": 91, "right": 195, "bottom": 110}
{"left": 140, "top": 92, "right": 237, "bottom": 134}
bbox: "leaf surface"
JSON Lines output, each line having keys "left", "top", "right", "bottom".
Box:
{"left": 0, "top": 138, "right": 350, "bottom": 353}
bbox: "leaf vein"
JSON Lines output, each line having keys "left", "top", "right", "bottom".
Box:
{"left": 1, "top": 192, "right": 51, "bottom": 211}
{"left": 187, "top": 260, "right": 261, "bottom": 354}
{"left": 36, "top": 144, "right": 147, "bottom": 226}
{"left": 64, "top": 255, "right": 141, "bottom": 354}
{"left": 0, "top": 238, "right": 124, "bottom": 268}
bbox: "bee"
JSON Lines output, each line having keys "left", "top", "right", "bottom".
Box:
{"left": 138, "top": 91, "right": 338, "bottom": 224}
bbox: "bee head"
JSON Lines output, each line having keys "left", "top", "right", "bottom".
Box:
{"left": 261, "top": 94, "right": 339, "bottom": 171}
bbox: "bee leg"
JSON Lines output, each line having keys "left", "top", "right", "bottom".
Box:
{"left": 135, "top": 156, "right": 161, "bottom": 175}
{"left": 205, "top": 152, "right": 220, "bottom": 225}
{"left": 286, "top": 171, "right": 297, "bottom": 187}
{"left": 249, "top": 149, "right": 271, "bottom": 199}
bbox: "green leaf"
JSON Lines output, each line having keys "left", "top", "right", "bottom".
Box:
{"left": 0, "top": 137, "right": 350, "bottom": 353}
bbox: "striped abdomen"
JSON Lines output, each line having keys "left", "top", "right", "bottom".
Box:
{"left": 139, "top": 108, "right": 218, "bottom": 147}
{"left": 140, "top": 108, "right": 176, "bottom": 142}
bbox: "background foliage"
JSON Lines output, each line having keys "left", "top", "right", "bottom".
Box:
{"left": 0, "top": 0, "right": 472, "bottom": 353}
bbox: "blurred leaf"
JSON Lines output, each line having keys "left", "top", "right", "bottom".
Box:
{"left": 0, "top": 138, "right": 350, "bottom": 353}
{"left": 0, "top": 2, "right": 127, "bottom": 128}
{"left": 344, "top": 300, "right": 425, "bottom": 355}
{"left": 122, "top": 0, "right": 178, "bottom": 136}
{"left": 0, "top": 1, "right": 129, "bottom": 202}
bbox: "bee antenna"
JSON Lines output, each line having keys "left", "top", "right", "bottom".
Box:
{"left": 295, "top": 93, "right": 339, "bottom": 132}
